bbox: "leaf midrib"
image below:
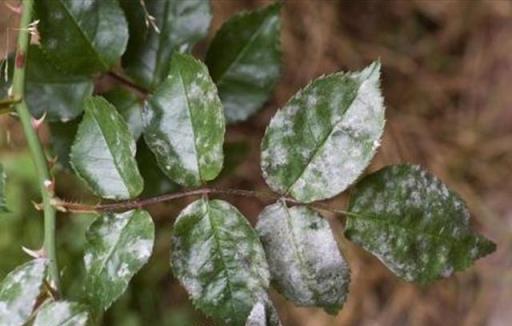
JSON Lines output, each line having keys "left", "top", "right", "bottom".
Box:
{"left": 56, "top": 0, "right": 108, "bottom": 70}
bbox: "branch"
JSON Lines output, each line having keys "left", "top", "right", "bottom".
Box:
{"left": 12, "top": 0, "right": 61, "bottom": 295}
{"left": 107, "top": 71, "right": 149, "bottom": 97}
{"left": 53, "top": 187, "right": 356, "bottom": 218}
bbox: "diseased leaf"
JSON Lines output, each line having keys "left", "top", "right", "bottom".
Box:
{"left": 143, "top": 53, "right": 225, "bottom": 187}
{"left": 35, "top": 0, "right": 128, "bottom": 74}
{"left": 0, "top": 47, "right": 93, "bottom": 122}
{"left": 136, "top": 140, "right": 178, "bottom": 197}
{"left": 261, "top": 62, "right": 385, "bottom": 203}
{"left": 246, "top": 297, "right": 281, "bottom": 326}
{"left": 70, "top": 96, "right": 143, "bottom": 200}
{"left": 83, "top": 209, "right": 154, "bottom": 311}
{"left": 121, "top": 0, "right": 212, "bottom": 89}
{"left": 0, "top": 259, "right": 47, "bottom": 326}
{"left": 0, "top": 164, "right": 8, "bottom": 213}
{"left": 256, "top": 202, "right": 350, "bottom": 313}
{"left": 206, "top": 3, "right": 281, "bottom": 123}
{"left": 33, "top": 301, "right": 89, "bottom": 326}
{"left": 345, "top": 164, "right": 497, "bottom": 284}
{"left": 103, "top": 87, "right": 143, "bottom": 140}
{"left": 171, "top": 199, "right": 269, "bottom": 325}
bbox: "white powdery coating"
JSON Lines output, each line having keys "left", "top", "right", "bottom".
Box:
{"left": 33, "top": 301, "right": 89, "bottom": 326}
{"left": 246, "top": 302, "right": 266, "bottom": 326}
{"left": 256, "top": 202, "right": 350, "bottom": 310}
{"left": 0, "top": 259, "right": 47, "bottom": 326}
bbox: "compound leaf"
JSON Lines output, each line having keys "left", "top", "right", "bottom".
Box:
{"left": 35, "top": 0, "right": 128, "bottom": 74}
{"left": 0, "top": 164, "right": 7, "bottom": 213}
{"left": 261, "top": 62, "right": 385, "bottom": 203}
{"left": 70, "top": 96, "right": 143, "bottom": 200}
{"left": 0, "top": 259, "right": 47, "bottom": 326}
{"left": 83, "top": 209, "right": 154, "bottom": 311}
{"left": 345, "top": 164, "right": 496, "bottom": 284}
{"left": 103, "top": 87, "right": 143, "bottom": 140}
{"left": 33, "top": 301, "right": 89, "bottom": 326}
{"left": 256, "top": 202, "right": 350, "bottom": 314}
{"left": 143, "top": 53, "right": 225, "bottom": 187}
{"left": 206, "top": 3, "right": 281, "bottom": 123}
{"left": 171, "top": 199, "right": 269, "bottom": 325}
{"left": 121, "top": 0, "right": 212, "bottom": 89}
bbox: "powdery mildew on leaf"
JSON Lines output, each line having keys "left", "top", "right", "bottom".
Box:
{"left": 144, "top": 53, "right": 225, "bottom": 187}
{"left": 346, "top": 164, "right": 496, "bottom": 284}
{"left": 70, "top": 96, "right": 143, "bottom": 200}
{"left": 0, "top": 164, "right": 7, "bottom": 213}
{"left": 245, "top": 297, "right": 282, "bottom": 326}
{"left": 104, "top": 87, "right": 143, "bottom": 140}
{"left": 256, "top": 202, "right": 350, "bottom": 314}
{"left": 261, "top": 62, "right": 385, "bottom": 203}
{"left": 83, "top": 209, "right": 154, "bottom": 311}
{"left": 35, "top": 0, "right": 128, "bottom": 75}
{"left": 206, "top": 3, "right": 281, "bottom": 123}
{"left": 122, "top": 0, "right": 212, "bottom": 89}
{"left": 0, "top": 259, "right": 47, "bottom": 326}
{"left": 33, "top": 301, "right": 89, "bottom": 326}
{"left": 171, "top": 199, "right": 269, "bottom": 325}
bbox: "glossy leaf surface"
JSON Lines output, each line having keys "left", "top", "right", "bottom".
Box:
{"left": 257, "top": 202, "right": 350, "bottom": 313}
{"left": 70, "top": 96, "right": 143, "bottom": 200}
{"left": 246, "top": 297, "right": 281, "bottom": 326}
{"left": 346, "top": 164, "right": 496, "bottom": 284}
{"left": 83, "top": 209, "right": 154, "bottom": 311}
{"left": 171, "top": 199, "right": 269, "bottom": 325}
{"left": 0, "top": 165, "right": 7, "bottom": 213}
{"left": 143, "top": 53, "right": 225, "bottom": 187}
{"left": 33, "top": 301, "right": 89, "bottom": 326}
{"left": 206, "top": 3, "right": 281, "bottom": 123}
{"left": 104, "top": 87, "right": 143, "bottom": 140}
{"left": 35, "top": 0, "right": 128, "bottom": 74}
{"left": 0, "top": 259, "right": 47, "bottom": 326}
{"left": 121, "top": 0, "right": 212, "bottom": 89}
{"left": 261, "top": 62, "right": 385, "bottom": 203}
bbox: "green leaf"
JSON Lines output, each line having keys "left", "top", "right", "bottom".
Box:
{"left": 261, "top": 62, "right": 385, "bottom": 203}
{"left": 143, "top": 53, "right": 225, "bottom": 187}
{"left": 0, "top": 47, "right": 93, "bottom": 122}
{"left": 171, "top": 199, "right": 269, "bottom": 325}
{"left": 136, "top": 140, "right": 178, "bottom": 197}
{"left": 0, "top": 164, "right": 8, "bottom": 213}
{"left": 246, "top": 297, "right": 281, "bottom": 326}
{"left": 256, "top": 202, "right": 350, "bottom": 314}
{"left": 0, "top": 259, "right": 47, "bottom": 326}
{"left": 49, "top": 120, "right": 79, "bottom": 171}
{"left": 121, "top": 0, "right": 212, "bottom": 89}
{"left": 35, "top": 0, "right": 128, "bottom": 74}
{"left": 33, "top": 301, "right": 89, "bottom": 326}
{"left": 70, "top": 96, "right": 143, "bottom": 200}
{"left": 205, "top": 3, "right": 281, "bottom": 123}
{"left": 83, "top": 209, "right": 155, "bottom": 311}
{"left": 345, "top": 164, "right": 496, "bottom": 284}
{"left": 103, "top": 87, "right": 143, "bottom": 140}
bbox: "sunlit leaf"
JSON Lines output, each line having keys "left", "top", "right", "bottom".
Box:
{"left": 257, "top": 201, "right": 350, "bottom": 313}
{"left": 0, "top": 259, "right": 47, "bottom": 326}
{"left": 206, "top": 3, "right": 281, "bottom": 123}
{"left": 33, "top": 301, "right": 89, "bottom": 326}
{"left": 35, "top": 0, "right": 128, "bottom": 74}
{"left": 143, "top": 53, "right": 225, "bottom": 187}
{"left": 121, "top": 0, "right": 211, "bottom": 89}
{"left": 83, "top": 209, "right": 154, "bottom": 311}
{"left": 70, "top": 96, "right": 143, "bottom": 200}
{"left": 345, "top": 164, "right": 496, "bottom": 284}
{"left": 261, "top": 62, "right": 385, "bottom": 203}
{"left": 171, "top": 199, "right": 269, "bottom": 325}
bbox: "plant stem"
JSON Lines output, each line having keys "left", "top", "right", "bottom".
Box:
{"left": 106, "top": 71, "right": 149, "bottom": 97}
{"left": 12, "top": 0, "right": 61, "bottom": 294}
{"left": 54, "top": 187, "right": 357, "bottom": 218}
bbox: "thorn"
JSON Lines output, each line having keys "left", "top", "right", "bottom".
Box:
{"left": 5, "top": 3, "right": 22, "bottom": 15}
{"left": 31, "top": 112, "right": 47, "bottom": 129}
{"left": 50, "top": 197, "right": 68, "bottom": 213}
{"left": 32, "top": 200, "right": 43, "bottom": 211}
{"left": 48, "top": 155, "right": 59, "bottom": 169}
{"left": 22, "top": 246, "right": 47, "bottom": 259}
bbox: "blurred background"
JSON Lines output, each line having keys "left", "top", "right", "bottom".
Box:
{"left": 1, "top": 0, "right": 510, "bottom": 325}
